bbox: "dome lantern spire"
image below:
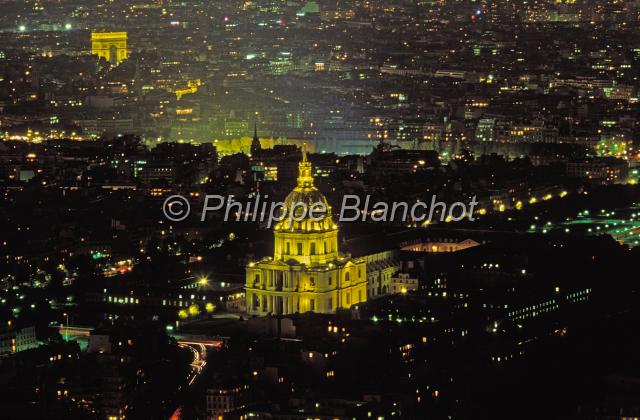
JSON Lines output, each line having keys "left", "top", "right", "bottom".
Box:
{"left": 297, "top": 143, "right": 313, "bottom": 188}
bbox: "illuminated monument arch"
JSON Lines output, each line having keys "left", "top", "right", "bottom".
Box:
{"left": 245, "top": 151, "right": 367, "bottom": 315}
{"left": 91, "top": 32, "right": 128, "bottom": 65}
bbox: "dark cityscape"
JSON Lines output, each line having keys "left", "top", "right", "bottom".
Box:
{"left": 1, "top": 0, "right": 640, "bottom": 418}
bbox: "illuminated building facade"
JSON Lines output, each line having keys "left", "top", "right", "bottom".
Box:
{"left": 246, "top": 152, "right": 367, "bottom": 315}
{"left": 0, "top": 321, "right": 37, "bottom": 355}
{"left": 91, "top": 32, "right": 128, "bottom": 65}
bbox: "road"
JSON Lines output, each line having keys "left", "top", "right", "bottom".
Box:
{"left": 170, "top": 336, "right": 224, "bottom": 419}
{"left": 179, "top": 342, "right": 207, "bottom": 386}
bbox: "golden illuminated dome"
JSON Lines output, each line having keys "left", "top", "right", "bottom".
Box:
{"left": 275, "top": 148, "right": 336, "bottom": 233}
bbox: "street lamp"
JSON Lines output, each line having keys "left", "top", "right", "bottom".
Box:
{"left": 62, "top": 313, "right": 69, "bottom": 341}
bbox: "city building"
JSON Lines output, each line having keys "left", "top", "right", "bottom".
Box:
{"left": 0, "top": 320, "right": 37, "bottom": 356}
{"left": 245, "top": 152, "right": 367, "bottom": 315}
{"left": 205, "top": 385, "right": 249, "bottom": 419}
{"left": 566, "top": 157, "right": 629, "bottom": 184}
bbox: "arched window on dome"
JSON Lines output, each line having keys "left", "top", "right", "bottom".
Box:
{"left": 286, "top": 242, "right": 290, "bottom": 254}
{"left": 310, "top": 243, "right": 316, "bottom": 255}
{"left": 324, "top": 241, "right": 327, "bottom": 253}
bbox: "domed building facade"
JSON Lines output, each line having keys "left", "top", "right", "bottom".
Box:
{"left": 245, "top": 153, "right": 367, "bottom": 315}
